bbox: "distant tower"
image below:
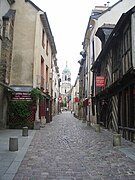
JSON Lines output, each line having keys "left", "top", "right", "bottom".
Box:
{"left": 61, "top": 61, "right": 71, "bottom": 95}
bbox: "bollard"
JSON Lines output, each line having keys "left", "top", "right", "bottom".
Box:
{"left": 113, "top": 133, "right": 121, "bottom": 146}
{"left": 34, "top": 121, "right": 40, "bottom": 130}
{"left": 95, "top": 124, "right": 100, "bottom": 132}
{"left": 9, "top": 136, "right": 18, "bottom": 151}
{"left": 78, "top": 117, "right": 81, "bottom": 120}
{"left": 82, "top": 118, "right": 86, "bottom": 123}
{"left": 22, "top": 126, "right": 28, "bottom": 136}
{"left": 87, "top": 121, "right": 91, "bottom": 126}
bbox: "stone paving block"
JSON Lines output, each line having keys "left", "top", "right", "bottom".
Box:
{"left": 1, "top": 174, "right": 15, "bottom": 180}
{"left": 6, "top": 161, "right": 21, "bottom": 174}
{"left": 12, "top": 112, "right": 135, "bottom": 179}
{"left": 0, "top": 169, "right": 7, "bottom": 177}
{"left": 0, "top": 130, "right": 36, "bottom": 180}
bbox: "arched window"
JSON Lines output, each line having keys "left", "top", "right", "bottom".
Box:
{"left": 65, "top": 75, "right": 67, "bottom": 81}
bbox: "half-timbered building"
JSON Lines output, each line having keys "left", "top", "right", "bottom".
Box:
{"left": 91, "top": 6, "right": 135, "bottom": 142}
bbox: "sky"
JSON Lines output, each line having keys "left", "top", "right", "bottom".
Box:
{"left": 32, "top": 0, "right": 118, "bottom": 85}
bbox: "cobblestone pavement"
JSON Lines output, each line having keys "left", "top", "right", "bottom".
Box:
{"left": 13, "top": 111, "right": 135, "bottom": 180}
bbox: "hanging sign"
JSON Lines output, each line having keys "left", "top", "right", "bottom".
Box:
{"left": 96, "top": 76, "right": 106, "bottom": 87}
{"left": 74, "top": 97, "right": 79, "bottom": 102}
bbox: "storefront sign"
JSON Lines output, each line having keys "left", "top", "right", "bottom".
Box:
{"left": 12, "top": 92, "right": 31, "bottom": 100}
{"left": 96, "top": 76, "right": 106, "bottom": 87}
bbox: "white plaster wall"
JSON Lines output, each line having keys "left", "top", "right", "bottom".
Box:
{"left": 94, "top": 0, "right": 135, "bottom": 60}
{"left": 85, "top": 0, "right": 135, "bottom": 124}
{"left": 32, "top": 10, "right": 53, "bottom": 95}
{"left": 88, "top": 0, "right": 135, "bottom": 93}
{"left": 10, "top": 0, "right": 53, "bottom": 95}
{"left": 52, "top": 59, "right": 60, "bottom": 109}
{"left": 40, "top": 36, "right": 52, "bottom": 93}
{"left": 33, "top": 11, "right": 43, "bottom": 88}
{"left": 10, "top": 0, "right": 38, "bottom": 86}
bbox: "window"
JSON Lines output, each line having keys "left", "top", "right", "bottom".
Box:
{"left": 0, "top": 19, "right": 2, "bottom": 40}
{"left": 41, "top": 56, "right": 44, "bottom": 88}
{"left": 46, "top": 39, "right": 48, "bottom": 55}
{"left": 42, "top": 29, "right": 45, "bottom": 48}
{"left": 3, "top": 20, "right": 12, "bottom": 40}
{"left": 46, "top": 66, "right": 49, "bottom": 83}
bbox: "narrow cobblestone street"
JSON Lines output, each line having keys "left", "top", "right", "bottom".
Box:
{"left": 13, "top": 112, "right": 135, "bottom": 180}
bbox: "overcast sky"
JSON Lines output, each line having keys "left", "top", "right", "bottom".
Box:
{"left": 32, "top": 0, "right": 118, "bottom": 85}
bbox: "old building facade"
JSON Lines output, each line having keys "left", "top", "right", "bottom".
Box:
{"left": 80, "top": 0, "right": 135, "bottom": 127}
{"left": 0, "top": 0, "right": 60, "bottom": 129}
{"left": 52, "top": 58, "right": 61, "bottom": 116}
{"left": 0, "top": 0, "right": 15, "bottom": 128}
{"left": 72, "top": 76, "right": 79, "bottom": 117}
{"left": 92, "top": 6, "right": 135, "bottom": 142}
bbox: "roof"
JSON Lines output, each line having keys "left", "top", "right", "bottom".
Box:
{"left": 95, "top": 23, "right": 115, "bottom": 38}
{"left": 7, "top": 0, "right": 15, "bottom": 5}
{"left": 101, "top": 0, "right": 124, "bottom": 17}
{"left": 62, "top": 66, "right": 70, "bottom": 74}
{"left": 83, "top": 0, "right": 123, "bottom": 48}
{"left": 3, "top": 9, "right": 16, "bottom": 20}
{"left": 25, "top": 0, "right": 43, "bottom": 11}
{"left": 97, "top": 23, "right": 115, "bottom": 29}
{"left": 62, "top": 62, "right": 71, "bottom": 74}
{"left": 40, "top": 13, "right": 57, "bottom": 55}
{"left": 91, "top": 6, "right": 135, "bottom": 70}
{"left": 95, "top": 23, "right": 115, "bottom": 46}
{"left": 24, "top": 1, "right": 57, "bottom": 55}
{"left": 91, "top": 6, "right": 108, "bottom": 19}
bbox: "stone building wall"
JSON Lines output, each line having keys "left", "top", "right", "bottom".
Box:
{"left": 0, "top": 10, "right": 15, "bottom": 128}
